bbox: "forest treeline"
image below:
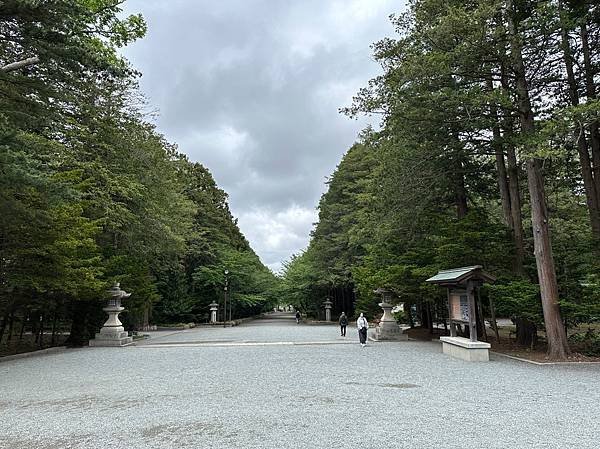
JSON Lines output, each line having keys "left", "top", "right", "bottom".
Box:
{"left": 281, "top": 0, "right": 600, "bottom": 359}
{"left": 0, "top": 1, "right": 277, "bottom": 348}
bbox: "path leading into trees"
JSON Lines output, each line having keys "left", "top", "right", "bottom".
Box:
{"left": 1, "top": 313, "right": 598, "bottom": 449}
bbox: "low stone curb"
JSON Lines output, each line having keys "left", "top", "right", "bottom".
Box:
{"left": 155, "top": 323, "right": 196, "bottom": 331}
{"left": 0, "top": 346, "right": 68, "bottom": 363}
{"left": 491, "top": 350, "right": 600, "bottom": 366}
{"left": 161, "top": 314, "right": 264, "bottom": 330}
{"left": 137, "top": 340, "right": 359, "bottom": 348}
{"left": 303, "top": 321, "right": 337, "bottom": 325}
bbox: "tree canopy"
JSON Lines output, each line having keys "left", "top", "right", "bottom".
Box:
{"left": 0, "top": 0, "right": 278, "bottom": 348}
{"left": 281, "top": 0, "right": 600, "bottom": 360}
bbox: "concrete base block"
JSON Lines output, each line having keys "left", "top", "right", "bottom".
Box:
{"left": 440, "top": 336, "right": 490, "bottom": 362}
{"left": 372, "top": 324, "right": 409, "bottom": 341}
{"left": 89, "top": 328, "right": 133, "bottom": 347}
{"left": 89, "top": 337, "right": 133, "bottom": 347}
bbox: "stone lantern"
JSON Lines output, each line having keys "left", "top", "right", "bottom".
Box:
{"left": 372, "top": 287, "right": 408, "bottom": 341}
{"left": 323, "top": 298, "right": 333, "bottom": 322}
{"left": 89, "top": 283, "right": 133, "bottom": 347}
{"left": 209, "top": 301, "right": 219, "bottom": 324}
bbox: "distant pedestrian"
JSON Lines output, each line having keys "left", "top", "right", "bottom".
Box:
{"left": 295, "top": 311, "right": 301, "bottom": 324}
{"left": 357, "top": 313, "right": 368, "bottom": 346}
{"left": 339, "top": 312, "right": 348, "bottom": 336}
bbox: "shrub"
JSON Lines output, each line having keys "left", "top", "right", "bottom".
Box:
{"left": 568, "top": 329, "right": 600, "bottom": 357}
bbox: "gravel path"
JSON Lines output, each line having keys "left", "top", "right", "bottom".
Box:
{"left": 1, "top": 313, "right": 598, "bottom": 449}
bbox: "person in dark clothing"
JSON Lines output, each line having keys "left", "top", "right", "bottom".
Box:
{"left": 339, "top": 312, "right": 348, "bottom": 336}
{"left": 295, "top": 311, "right": 301, "bottom": 324}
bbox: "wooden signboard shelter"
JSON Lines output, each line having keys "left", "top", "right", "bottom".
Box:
{"left": 426, "top": 266, "right": 495, "bottom": 361}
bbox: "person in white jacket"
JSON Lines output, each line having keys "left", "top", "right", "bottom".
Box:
{"left": 356, "top": 313, "right": 368, "bottom": 346}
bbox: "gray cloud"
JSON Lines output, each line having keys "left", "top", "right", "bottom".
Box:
{"left": 120, "top": 0, "right": 402, "bottom": 271}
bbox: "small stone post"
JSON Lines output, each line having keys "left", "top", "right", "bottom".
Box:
{"left": 209, "top": 301, "right": 218, "bottom": 324}
{"left": 323, "top": 299, "right": 333, "bottom": 322}
{"left": 89, "top": 283, "right": 133, "bottom": 347}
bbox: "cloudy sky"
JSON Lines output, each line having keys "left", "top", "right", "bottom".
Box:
{"left": 120, "top": 0, "right": 404, "bottom": 272}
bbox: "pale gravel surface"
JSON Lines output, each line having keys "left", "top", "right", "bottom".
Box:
{"left": 1, "top": 313, "right": 598, "bottom": 449}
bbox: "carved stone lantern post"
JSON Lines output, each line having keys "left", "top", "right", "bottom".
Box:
{"left": 209, "top": 301, "right": 218, "bottom": 324}
{"left": 323, "top": 298, "right": 333, "bottom": 322}
{"left": 89, "top": 283, "right": 133, "bottom": 347}
{"left": 372, "top": 287, "right": 408, "bottom": 341}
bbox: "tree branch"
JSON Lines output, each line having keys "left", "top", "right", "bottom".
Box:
{"left": 1, "top": 56, "right": 40, "bottom": 73}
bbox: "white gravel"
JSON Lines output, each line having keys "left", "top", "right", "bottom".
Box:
{"left": 0, "top": 314, "right": 598, "bottom": 449}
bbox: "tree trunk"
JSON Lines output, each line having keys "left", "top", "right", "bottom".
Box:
{"left": 418, "top": 301, "right": 427, "bottom": 328}
{"left": 51, "top": 309, "right": 59, "bottom": 345}
{"left": 580, "top": 20, "right": 600, "bottom": 199}
{"left": 65, "top": 301, "right": 91, "bottom": 347}
{"left": 0, "top": 312, "right": 7, "bottom": 343}
{"left": 6, "top": 311, "right": 15, "bottom": 342}
{"left": 455, "top": 169, "right": 468, "bottom": 219}
{"left": 142, "top": 304, "right": 149, "bottom": 331}
{"left": 514, "top": 316, "right": 537, "bottom": 347}
{"left": 495, "top": 148, "right": 513, "bottom": 224}
{"left": 487, "top": 77, "right": 513, "bottom": 229}
{"left": 38, "top": 314, "right": 44, "bottom": 348}
{"left": 427, "top": 302, "right": 433, "bottom": 334}
{"left": 560, "top": 10, "right": 600, "bottom": 241}
{"left": 488, "top": 293, "right": 501, "bottom": 343}
{"left": 408, "top": 304, "right": 415, "bottom": 328}
{"left": 507, "top": 1, "right": 570, "bottom": 359}
{"left": 30, "top": 311, "right": 38, "bottom": 342}
{"left": 500, "top": 63, "right": 526, "bottom": 275}
{"left": 506, "top": 145, "right": 526, "bottom": 274}
{"left": 19, "top": 314, "right": 27, "bottom": 341}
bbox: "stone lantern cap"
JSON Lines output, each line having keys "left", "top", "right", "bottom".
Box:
{"left": 323, "top": 299, "right": 333, "bottom": 308}
{"left": 373, "top": 287, "right": 393, "bottom": 295}
{"left": 373, "top": 287, "right": 396, "bottom": 306}
{"left": 108, "top": 283, "right": 131, "bottom": 300}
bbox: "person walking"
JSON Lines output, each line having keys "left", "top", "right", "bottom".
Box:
{"left": 295, "top": 310, "right": 301, "bottom": 324}
{"left": 339, "top": 312, "right": 348, "bottom": 336}
{"left": 357, "top": 313, "right": 368, "bottom": 346}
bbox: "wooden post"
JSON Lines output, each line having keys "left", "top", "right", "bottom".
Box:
{"left": 467, "top": 281, "right": 477, "bottom": 342}
{"left": 476, "top": 286, "right": 488, "bottom": 342}
{"left": 488, "top": 291, "right": 501, "bottom": 343}
{"left": 447, "top": 289, "right": 456, "bottom": 337}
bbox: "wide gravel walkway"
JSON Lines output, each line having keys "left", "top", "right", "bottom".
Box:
{"left": 1, "top": 312, "right": 598, "bottom": 449}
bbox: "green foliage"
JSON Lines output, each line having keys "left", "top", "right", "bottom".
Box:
{"left": 393, "top": 310, "right": 407, "bottom": 324}
{"left": 487, "top": 281, "right": 542, "bottom": 323}
{"left": 284, "top": 0, "right": 600, "bottom": 341}
{"left": 568, "top": 329, "right": 600, "bottom": 357}
{"left": 0, "top": 1, "right": 278, "bottom": 345}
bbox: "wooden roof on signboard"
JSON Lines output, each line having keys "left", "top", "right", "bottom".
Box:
{"left": 425, "top": 265, "right": 495, "bottom": 285}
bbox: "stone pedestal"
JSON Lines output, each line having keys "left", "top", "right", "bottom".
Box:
{"left": 440, "top": 336, "right": 490, "bottom": 362}
{"left": 209, "top": 302, "right": 218, "bottom": 324}
{"left": 372, "top": 301, "right": 408, "bottom": 341}
{"left": 89, "top": 283, "right": 133, "bottom": 347}
{"left": 323, "top": 299, "right": 332, "bottom": 322}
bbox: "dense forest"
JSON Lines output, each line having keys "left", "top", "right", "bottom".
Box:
{"left": 2, "top": 0, "right": 600, "bottom": 361}
{"left": 0, "top": 0, "right": 278, "bottom": 350}
{"left": 281, "top": 0, "right": 600, "bottom": 359}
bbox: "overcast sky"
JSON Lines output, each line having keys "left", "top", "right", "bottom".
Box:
{"left": 120, "top": 0, "right": 404, "bottom": 272}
